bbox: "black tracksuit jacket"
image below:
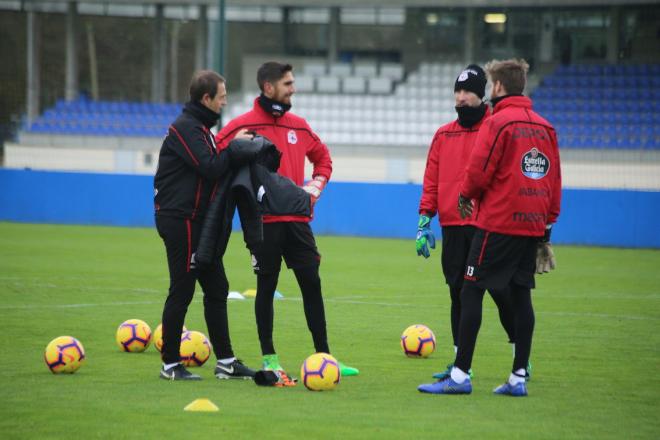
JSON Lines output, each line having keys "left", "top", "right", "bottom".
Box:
{"left": 154, "top": 101, "right": 231, "bottom": 221}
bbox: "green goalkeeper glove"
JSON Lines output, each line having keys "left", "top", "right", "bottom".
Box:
{"left": 415, "top": 215, "right": 436, "bottom": 258}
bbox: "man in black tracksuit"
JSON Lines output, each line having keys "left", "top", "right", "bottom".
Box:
{"left": 154, "top": 70, "right": 256, "bottom": 380}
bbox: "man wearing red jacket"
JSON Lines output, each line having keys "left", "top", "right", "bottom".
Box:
{"left": 419, "top": 59, "right": 561, "bottom": 397}
{"left": 416, "top": 64, "right": 515, "bottom": 382}
{"left": 215, "top": 61, "right": 358, "bottom": 383}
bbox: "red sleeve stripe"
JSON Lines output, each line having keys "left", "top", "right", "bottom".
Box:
{"left": 191, "top": 178, "right": 202, "bottom": 220}
{"left": 170, "top": 125, "right": 200, "bottom": 166}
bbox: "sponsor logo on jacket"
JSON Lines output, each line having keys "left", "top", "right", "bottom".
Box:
{"left": 521, "top": 147, "right": 549, "bottom": 180}
{"left": 512, "top": 211, "right": 548, "bottom": 223}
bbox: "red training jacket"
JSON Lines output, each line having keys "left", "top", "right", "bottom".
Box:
{"left": 215, "top": 98, "right": 333, "bottom": 223}
{"left": 460, "top": 96, "right": 561, "bottom": 237}
{"left": 419, "top": 112, "right": 489, "bottom": 226}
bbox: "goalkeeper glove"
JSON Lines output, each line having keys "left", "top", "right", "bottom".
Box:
{"left": 415, "top": 214, "right": 436, "bottom": 258}
{"left": 302, "top": 175, "right": 327, "bottom": 207}
{"left": 536, "top": 225, "right": 556, "bottom": 274}
{"left": 457, "top": 193, "right": 474, "bottom": 219}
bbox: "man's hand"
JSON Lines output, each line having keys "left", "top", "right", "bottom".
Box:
{"left": 233, "top": 128, "right": 256, "bottom": 140}
{"left": 536, "top": 224, "right": 556, "bottom": 274}
{"left": 457, "top": 193, "right": 474, "bottom": 219}
{"left": 302, "top": 176, "right": 327, "bottom": 207}
{"left": 535, "top": 242, "right": 556, "bottom": 274}
{"left": 415, "top": 215, "right": 436, "bottom": 258}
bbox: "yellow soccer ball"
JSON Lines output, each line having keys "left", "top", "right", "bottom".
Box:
{"left": 116, "top": 319, "right": 152, "bottom": 353}
{"left": 400, "top": 324, "right": 436, "bottom": 358}
{"left": 44, "top": 336, "right": 86, "bottom": 374}
{"left": 179, "top": 330, "right": 211, "bottom": 367}
{"left": 153, "top": 323, "right": 187, "bottom": 353}
{"left": 300, "top": 352, "right": 341, "bottom": 391}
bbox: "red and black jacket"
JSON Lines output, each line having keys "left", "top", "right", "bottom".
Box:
{"left": 154, "top": 101, "right": 231, "bottom": 221}
{"left": 215, "top": 98, "right": 332, "bottom": 223}
{"left": 419, "top": 112, "right": 489, "bottom": 226}
{"left": 460, "top": 96, "right": 562, "bottom": 237}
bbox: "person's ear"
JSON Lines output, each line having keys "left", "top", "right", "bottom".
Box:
{"left": 263, "top": 82, "right": 274, "bottom": 96}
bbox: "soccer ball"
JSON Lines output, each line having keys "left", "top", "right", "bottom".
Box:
{"left": 300, "top": 352, "right": 341, "bottom": 391}
{"left": 153, "top": 323, "right": 187, "bottom": 353}
{"left": 44, "top": 336, "right": 86, "bottom": 374}
{"left": 116, "top": 319, "right": 152, "bottom": 352}
{"left": 400, "top": 324, "right": 436, "bottom": 358}
{"left": 179, "top": 330, "right": 211, "bottom": 367}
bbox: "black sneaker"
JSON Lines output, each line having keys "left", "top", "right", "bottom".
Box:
{"left": 160, "top": 363, "right": 202, "bottom": 381}
{"left": 214, "top": 359, "right": 256, "bottom": 379}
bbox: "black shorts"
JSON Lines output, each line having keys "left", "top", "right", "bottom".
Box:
{"left": 464, "top": 228, "right": 537, "bottom": 290}
{"left": 250, "top": 222, "right": 321, "bottom": 274}
{"left": 441, "top": 225, "right": 476, "bottom": 289}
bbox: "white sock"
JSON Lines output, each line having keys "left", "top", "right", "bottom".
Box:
{"left": 508, "top": 368, "right": 526, "bottom": 386}
{"left": 218, "top": 357, "right": 236, "bottom": 365}
{"left": 453, "top": 345, "right": 458, "bottom": 354}
{"left": 163, "top": 362, "right": 179, "bottom": 370}
{"left": 450, "top": 367, "right": 470, "bottom": 384}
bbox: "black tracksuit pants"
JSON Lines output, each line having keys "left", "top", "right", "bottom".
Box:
{"left": 156, "top": 215, "right": 234, "bottom": 364}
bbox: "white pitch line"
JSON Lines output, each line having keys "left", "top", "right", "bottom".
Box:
{"left": 0, "top": 300, "right": 170, "bottom": 310}
{"left": 288, "top": 297, "right": 660, "bottom": 322}
{"left": 4, "top": 281, "right": 162, "bottom": 294}
{"left": 1, "top": 293, "right": 658, "bottom": 322}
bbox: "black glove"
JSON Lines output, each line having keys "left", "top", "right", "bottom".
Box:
{"left": 457, "top": 193, "right": 474, "bottom": 219}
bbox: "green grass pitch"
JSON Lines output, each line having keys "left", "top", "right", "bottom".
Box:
{"left": 0, "top": 222, "right": 658, "bottom": 439}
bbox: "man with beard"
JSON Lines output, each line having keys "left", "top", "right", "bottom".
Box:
{"left": 415, "top": 64, "right": 516, "bottom": 384}
{"left": 215, "top": 61, "right": 358, "bottom": 385}
{"left": 419, "top": 59, "right": 561, "bottom": 397}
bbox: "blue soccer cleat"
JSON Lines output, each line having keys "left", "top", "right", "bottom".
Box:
{"left": 418, "top": 377, "right": 472, "bottom": 395}
{"left": 493, "top": 381, "right": 528, "bottom": 397}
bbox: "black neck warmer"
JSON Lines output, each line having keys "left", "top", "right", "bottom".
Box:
{"left": 489, "top": 94, "right": 523, "bottom": 109}
{"left": 456, "top": 103, "right": 487, "bottom": 128}
{"left": 184, "top": 100, "right": 219, "bottom": 129}
{"left": 258, "top": 94, "right": 291, "bottom": 117}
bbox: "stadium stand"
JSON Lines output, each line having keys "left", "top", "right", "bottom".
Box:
{"left": 25, "top": 97, "right": 180, "bottom": 138}
{"left": 531, "top": 64, "right": 660, "bottom": 149}
{"left": 20, "top": 62, "right": 660, "bottom": 151}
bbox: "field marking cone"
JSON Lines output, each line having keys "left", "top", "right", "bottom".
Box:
{"left": 242, "top": 289, "right": 256, "bottom": 298}
{"left": 228, "top": 291, "right": 245, "bottom": 300}
{"left": 184, "top": 398, "right": 219, "bottom": 412}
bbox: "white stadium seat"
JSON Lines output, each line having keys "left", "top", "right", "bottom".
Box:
{"left": 295, "top": 75, "right": 315, "bottom": 93}
{"left": 343, "top": 76, "right": 367, "bottom": 94}
{"left": 316, "top": 76, "right": 341, "bottom": 93}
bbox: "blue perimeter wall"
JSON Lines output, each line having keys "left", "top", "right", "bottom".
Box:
{"left": 1, "top": 168, "right": 659, "bottom": 248}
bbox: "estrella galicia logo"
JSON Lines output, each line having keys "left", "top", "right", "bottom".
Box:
{"left": 521, "top": 147, "right": 550, "bottom": 180}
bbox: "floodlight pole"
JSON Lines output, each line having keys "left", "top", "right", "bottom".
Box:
{"left": 216, "top": 0, "right": 226, "bottom": 127}
{"left": 26, "top": 9, "right": 40, "bottom": 125}
{"left": 216, "top": 0, "right": 226, "bottom": 76}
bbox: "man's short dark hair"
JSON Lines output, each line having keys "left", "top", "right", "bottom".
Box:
{"left": 257, "top": 62, "right": 293, "bottom": 92}
{"left": 189, "top": 70, "right": 225, "bottom": 102}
